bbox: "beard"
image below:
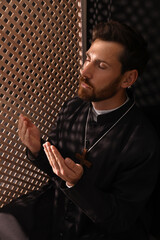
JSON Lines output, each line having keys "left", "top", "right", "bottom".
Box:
{"left": 78, "top": 76, "right": 122, "bottom": 102}
{"left": 78, "top": 76, "right": 95, "bottom": 101}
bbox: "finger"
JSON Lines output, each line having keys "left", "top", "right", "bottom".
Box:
{"left": 43, "top": 142, "right": 52, "bottom": 160}
{"left": 19, "top": 114, "right": 32, "bottom": 129}
{"left": 18, "top": 119, "right": 27, "bottom": 141}
{"left": 43, "top": 143, "right": 59, "bottom": 171}
{"left": 49, "top": 145, "right": 70, "bottom": 178}
{"left": 20, "top": 120, "right": 28, "bottom": 141}
{"left": 64, "top": 158, "right": 83, "bottom": 185}
{"left": 50, "top": 145, "right": 64, "bottom": 171}
{"left": 50, "top": 145, "right": 66, "bottom": 169}
{"left": 50, "top": 146, "right": 82, "bottom": 177}
{"left": 18, "top": 114, "right": 25, "bottom": 136}
{"left": 43, "top": 141, "right": 51, "bottom": 148}
{"left": 64, "top": 158, "right": 77, "bottom": 171}
{"left": 65, "top": 158, "right": 83, "bottom": 174}
{"left": 18, "top": 115, "right": 30, "bottom": 139}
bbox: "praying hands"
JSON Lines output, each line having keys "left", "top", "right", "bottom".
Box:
{"left": 43, "top": 142, "right": 84, "bottom": 187}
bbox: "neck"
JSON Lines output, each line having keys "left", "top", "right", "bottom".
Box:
{"left": 92, "top": 93, "right": 127, "bottom": 111}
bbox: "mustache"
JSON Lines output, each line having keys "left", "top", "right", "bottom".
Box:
{"left": 79, "top": 76, "right": 87, "bottom": 82}
{"left": 79, "top": 76, "right": 93, "bottom": 87}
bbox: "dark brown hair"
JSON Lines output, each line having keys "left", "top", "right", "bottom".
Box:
{"left": 92, "top": 20, "right": 149, "bottom": 75}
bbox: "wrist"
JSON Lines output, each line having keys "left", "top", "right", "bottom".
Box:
{"left": 27, "top": 148, "right": 40, "bottom": 160}
{"left": 28, "top": 143, "right": 41, "bottom": 157}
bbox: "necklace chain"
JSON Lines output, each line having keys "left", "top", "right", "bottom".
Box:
{"left": 84, "top": 102, "right": 135, "bottom": 153}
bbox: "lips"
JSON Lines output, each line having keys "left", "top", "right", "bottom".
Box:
{"left": 81, "top": 82, "right": 92, "bottom": 89}
{"left": 79, "top": 76, "right": 92, "bottom": 89}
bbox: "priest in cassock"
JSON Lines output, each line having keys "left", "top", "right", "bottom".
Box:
{"left": 1, "top": 20, "right": 160, "bottom": 240}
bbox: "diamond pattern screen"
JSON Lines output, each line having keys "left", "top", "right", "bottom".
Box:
{"left": 0, "top": 0, "right": 82, "bottom": 207}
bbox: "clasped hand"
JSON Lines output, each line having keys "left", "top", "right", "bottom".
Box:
{"left": 43, "top": 142, "right": 84, "bottom": 187}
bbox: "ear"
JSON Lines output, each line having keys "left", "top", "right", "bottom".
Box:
{"left": 121, "top": 70, "right": 138, "bottom": 88}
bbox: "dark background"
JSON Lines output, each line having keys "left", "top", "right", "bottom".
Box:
{"left": 86, "top": 0, "right": 160, "bottom": 107}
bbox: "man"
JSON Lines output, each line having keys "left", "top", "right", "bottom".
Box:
{"left": 9, "top": 21, "right": 160, "bottom": 239}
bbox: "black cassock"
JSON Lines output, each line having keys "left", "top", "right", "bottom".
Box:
{"left": 1, "top": 95, "right": 160, "bottom": 240}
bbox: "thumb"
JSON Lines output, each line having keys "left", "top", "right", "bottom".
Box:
{"left": 65, "top": 158, "right": 83, "bottom": 173}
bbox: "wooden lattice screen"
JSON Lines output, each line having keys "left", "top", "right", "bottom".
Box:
{"left": 0, "top": 0, "right": 83, "bottom": 208}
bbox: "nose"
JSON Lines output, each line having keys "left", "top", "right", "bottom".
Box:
{"left": 80, "top": 61, "right": 93, "bottom": 79}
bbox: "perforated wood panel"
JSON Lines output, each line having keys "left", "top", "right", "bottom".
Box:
{"left": 0, "top": 0, "right": 82, "bottom": 207}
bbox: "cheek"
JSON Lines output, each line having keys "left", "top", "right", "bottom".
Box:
{"left": 93, "top": 74, "right": 110, "bottom": 87}
{"left": 98, "top": 71, "right": 121, "bottom": 85}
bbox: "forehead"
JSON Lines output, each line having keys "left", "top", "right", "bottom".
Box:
{"left": 88, "top": 39, "right": 124, "bottom": 62}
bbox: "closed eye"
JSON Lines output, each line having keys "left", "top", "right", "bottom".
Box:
{"left": 85, "top": 52, "right": 109, "bottom": 69}
{"left": 95, "top": 60, "right": 108, "bottom": 69}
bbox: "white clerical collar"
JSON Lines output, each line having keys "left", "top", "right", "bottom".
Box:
{"left": 92, "top": 96, "right": 129, "bottom": 116}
